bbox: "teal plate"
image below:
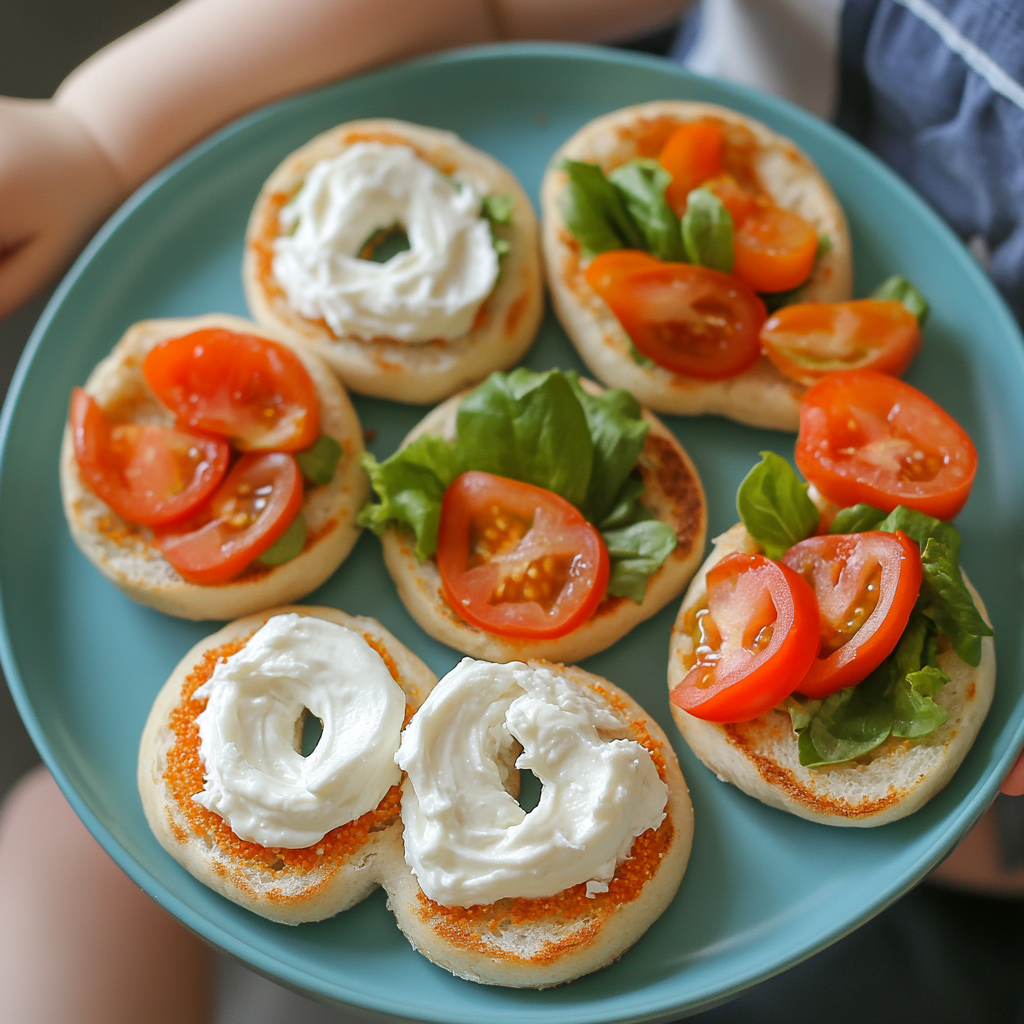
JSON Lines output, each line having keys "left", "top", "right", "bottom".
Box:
{"left": 2, "top": 42, "right": 1023, "bottom": 1024}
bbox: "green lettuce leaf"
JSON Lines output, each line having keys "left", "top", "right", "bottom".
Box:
{"left": 872, "top": 274, "right": 930, "bottom": 325}
{"left": 736, "top": 451, "right": 820, "bottom": 559}
{"left": 556, "top": 160, "right": 645, "bottom": 257}
{"left": 918, "top": 538, "right": 993, "bottom": 666}
{"left": 602, "top": 520, "right": 679, "bottom": 603}
{"left": 875, "top": 505, "right": 961, "bottom": 563}
{"left": 598, "top": 476, "right": 648, "bottom": 530}
{"left": 481, "top": 194, "right": 513, "bottom": 224}
{"left": 829, "top": 503, "right": 886, "bottom": 534}
{"left": 608, "top": 160, "right": 684, "bottom": 262}
{"left": 802, "top": 666, "right": 894, "bottom": 767}
{"left": 681, "top": 187, "right": 734, "bottom": 273}
{"left": 892, "top": 666, "right": 949, "bottom": 738}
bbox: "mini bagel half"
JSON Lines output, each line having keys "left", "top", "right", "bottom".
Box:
{"left": 667, "top": 524, "right": 996, "bottom": 826}
{"left": 138, "top": 605, "right": 437, "bottom": 925}
{"left": 384, "top": 659, "right": 693, "bottom": 988}
{"left": 59, "top": 313, "right": 368, "bottom": 621}
{"left": 541, "top": 101, "right": 853, "bottom": 430}
{"left": 379, "top": 381, "right": 707, "bottom": 663}
{"left": 244, "top": 118, "right": 544, "bottom": 404}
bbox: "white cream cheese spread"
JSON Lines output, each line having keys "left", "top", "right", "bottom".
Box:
{"left": 272, "top": 142, "right": 499, "bottom": 343}
{"left": 193, "top": 613, "right": 406, "bottom": 848}
{"left": 395, "top": 659, "right": 668, "bottom": 907}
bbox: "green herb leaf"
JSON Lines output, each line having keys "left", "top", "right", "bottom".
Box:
{"left": 608, "top": 159, "right": 684, "bottom": 262}
{"left": 736, "top": 451, "right": 820, "bottom": 559}
{"left": 557, "top": 159, "right": 645, "bottom": 257}
{"left": 295, "top": 434, "right": 342, "bottom": 485}
{"left": 357, "top": 436, "right": 463, "bottom": 560}
{"left": 875, "top": 505, "right": 961, "bottom": 563}
{"left": 892, "top": 666, "right": 949, "bottom": 738}
{"left": 602, "top": 520, "right": 678, "bottom": 603}
{"left": 802, "top": 666, "right": 895, "bottom": 766}
{"left": 816, "top": 233, "right": 832, "bottom": 257}
{"left": 918, "top": 538, "right": 993, "bottom": 666}
{"left": 257, "top": 512, "right": 307, "bottom": 566}
{"left": 598, "top": 476, "right": 649, "bottom": 530}
{"left": 681, "top": 187, "right": 734, "bottom": 272}
{"left": 830, "top": 503, "right": 887, "bottom": 534}
{"left": 782, "top": 694, "right": 822, "bottom": 733}
{"left": 872, "top": 274, "right": 930, "bottom": 325}
{"left": 481, "top": 193, "right": 514, "bottom": 225}
{"left": 629, "top": 342, "right": 654, "bottom": 367}
{"left": 761, "top": 285, "right": 806, "bottom": 312}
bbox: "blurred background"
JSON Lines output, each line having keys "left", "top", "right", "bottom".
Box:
{"left": 2, "top": 3, "right": 1024, "bottom": 1022}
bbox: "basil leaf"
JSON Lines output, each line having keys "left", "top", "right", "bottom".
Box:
{"left": 598, "top": 476, "right": 649, "bottom": 530}
{"left": 455, "top": 369, "right": 593, "bottom": 510}
{"left": 257, "top": 512, "right": 307, "bottom": 566}
{"left": 481, "top": 194, "right": 513, "bottom": 225}
{"left": 892, "top": 666, "right": 949, "bottom": 738}
{"left": 629, "top": 342, "right": 655, "bottom": 367}
{"left": 875, "top": 505, "right": 961, "bottom": 563}
{"left": 736, "top": 451, "right": 820, "bottom": 559}
{"left": 568, "top": 375, "right": 649, "bottom": 524}
{"left": 602, "top": 520, "right": 678, "bottom": 603}
{"left": 681, "top": 187, "right": 734, "bottom": 273}
{"left": 295, "top": 434, "right": 342, "bottom": 485}
{"left": 782, "top": 694, "right": 821, "bottom": 733}
{"left": 872, "top": 274, "right": 930, "bottom": 325}
{"left": 830, "top": 503, "right": 886, "bottom": 534}
{"left": 761, "top": 285, "right": 805, "bottom": 312}
{"left": 358, "top": 436, "right": 463, "bottom": 560}
{"left": 608, "top": 159, "right": 684, "bottom": 262}
{"left": 802, "top": 666, "right": 895, "bottom": 767}
{"left": 919, "top": 538, "right": 993, "bottom": 666}
{"left": 817, "top": 234, "right": 832, "bottom": 257}
{"left": 557, "top": 160, "right": 645, "bottom": 257}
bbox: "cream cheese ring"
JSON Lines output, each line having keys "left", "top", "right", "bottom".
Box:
{"left": 541, "top": 101, "right": 853, "bottom": 430}
{"left": 384, "top": 658, "right": 693, "bottom": 988}
{"left": 244, "top": 119, "right": 544, "bottom": 404}
{"left": 59, "top": 313, "right": 368, "bottom": 621}
{"left": 138, "top": 606, "right": 436, "bottom": 924}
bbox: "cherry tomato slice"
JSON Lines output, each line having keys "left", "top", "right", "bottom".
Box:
{"left": 670, "top": 551, "right": 820, "bottom": 722}
{"left": 436, "top": 471, "right": 610, "bottom": 640}
{"left": 155, "top": 451, "right": 303, "bottom": 584}
{"left": 732, "top": 206, "right": 819, "bottom": 294}
{"left": 795, "top": 370, "right": 978, "bottom": 520}
{"left": 783, "top": 530, "right": 922, "bottom": 699}
{"left": 143, "top": 329, "right": 319, "bottom": 452}
{"left": 584, "top": 249, "right": 665, "bottom": 295}
{"left": 70, "top": 387, "right": 229, "bottom": 526}
{"left": 660, "top": 120, "right": 724, "bottom": 215}
{"left": 761, "top": 299, "right": 922, "bottom": 386}
{"left": 599, "top": 263, "right": 766, "bottom": 380}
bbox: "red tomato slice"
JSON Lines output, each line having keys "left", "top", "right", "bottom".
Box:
{"left": 598, "top": 263, "right": 766, "bottom": 380}
{"left": 660, "top": 120, "right": 724, "bottom": 215}
{"left": 783, "top": 530, "right": 922, "bottom": 699}
{"left": 761, "top": 299, "right": 922, "bottom": 386}
{"left": 732, "top": 206, "right": 819, "bottom": 294}
{"left": 155, "top": 451, "right": 303, "bottom": 584}
{"left": 670, "top": 551, "right": 820, "bottom": 722}
{"left": 143, "top": 329, "right": 319, "bottom": 452}
{"left": 795, "top": 370, "right": 978, "bottom": 520}
{"left": 436, "top": 472, "right": 610, "bottom": 640}
{"left": 584, "top": 249, "right": 665, "bottom": 295}
{"left": 70, "top": 387, "right": 229, "bottom": 526}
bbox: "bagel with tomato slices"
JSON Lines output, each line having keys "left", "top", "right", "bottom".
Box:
{"left": 360, "top": 368, "right": 707, "bottom": 663}
{"left": 540, "top": 101, "right": 853, "bottom": 430}
{"left": 244, "top": 118, "right": 544, "bottom": 404}
{"left": 138, "top": 605, "right": 436, "bottom": 924}
{"left": 59, "top": 313, "right": 368, "bottom": 620}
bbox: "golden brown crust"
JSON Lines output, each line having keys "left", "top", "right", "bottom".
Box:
{"left": 59, "top": 313, "right": 368, "bottom": 621}
{"left": 541, "top": 101, "right": 853, "bottom": 430}
{"left": 243, "top": 118, "right": 544, "bottom": 404}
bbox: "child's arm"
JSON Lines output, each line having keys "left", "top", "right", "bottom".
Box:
{"left": 0, "top": 0, "right": 687, "bottom": 317}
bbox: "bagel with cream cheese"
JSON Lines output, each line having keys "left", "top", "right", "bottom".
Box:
{"left": 244, "top": 118, "right": 544, "bottom": 404}
{"left": 384, "top": 657, "right": 693, "bottom": 988}
{"left": 59, "top": 313, "right": 368, "bottom": 621}
{"left": 138, "top": 605, "right": 436, "bottom": 925}
{"left": 541, "top": 101, "right": 853, "bottom": 430}
{"left": 667, "top": 523, "right": 995, "bottom": 826}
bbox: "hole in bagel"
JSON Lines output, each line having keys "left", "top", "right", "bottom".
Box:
{"left": 297, "top": 708, "right": 324, "bottom": 757}
{"left": 516, "top": 768, "right": 543, "bottom": 813}
{"left": 359, "top": 224, "right": 411, "bottom": 263}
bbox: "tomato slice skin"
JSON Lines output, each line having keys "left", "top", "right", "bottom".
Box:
{"left": 660, "top": 120, "right": 725, "bottom": 215}
{"left": 598, "top": 263, "right": 766, "bottom": 380}
{"left": 584, "top": 250, "right": 665, "bottom": 295}
{"left": 670, "top": 552, "right": 820, "bottom": 722}
{"left": 155, "top": 451, "right": 304, "bottom": 584}
{"left": 732, "top": 206, "right": 819, "bottom": 294}
{"left": 436, "top": 472, "right": 610, "bottom": 640}
{"left": 795, "top": 370, "right": 978, "bottom": 520}
{"left": 783, "top": 530, "right": 922, "bottom": 699}
{"left": 70, "top": 387, "right": 229, "bottom": 526}
{"left": 761, "top": 299, "right": 922, "bottom": 386}
{"left": 143, "top": 329, "right": 320, "bottom": 452}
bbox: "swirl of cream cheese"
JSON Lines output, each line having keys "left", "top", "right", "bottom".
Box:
{"left": 192, "top": 614, "right": 406, "bottom": 848}
{"left": 271, "top": 142, "right": 499, "bottom": 343}
{"left": 395, "top": 658, "right": 668, "bottom": 907}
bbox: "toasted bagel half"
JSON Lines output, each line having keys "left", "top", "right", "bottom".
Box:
{"left": 244, "top": 118, "right": 544, "bottom": 404}
{"left": 667, "top": 524, "right": 996, "bottom": 826}
{"left": 383, "top": 660, "right": 693, "bottom": 988}
{"left": 541, "top": 101, "right": 853, "bottom": 430}
{"left": 378, "top": 381, "right": 707, "bottom": 663}
{"left": 138, "top": 605, "right": 437, "bottom": 925}
{"left": 59, "top": 313, "right": 368, "bottom": 621}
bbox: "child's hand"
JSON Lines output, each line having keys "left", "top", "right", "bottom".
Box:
{"left": 0, "top": 98, "right": 124, "bottom": 318}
